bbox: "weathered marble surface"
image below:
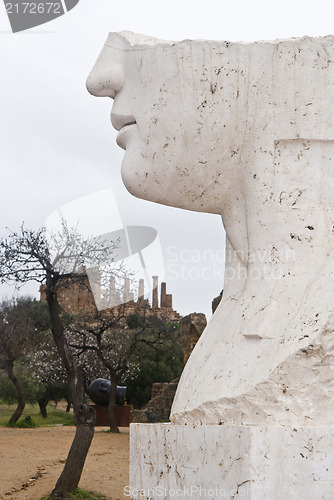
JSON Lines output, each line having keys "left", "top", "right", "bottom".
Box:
{"left": 130, "top": 423, "right": 334, "bottom": 499}
{"left": 87, "top": 33, "right": 334, "bottom": 426}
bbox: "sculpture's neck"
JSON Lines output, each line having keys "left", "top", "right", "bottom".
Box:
{"left": 220, "top": 139, "right": 334, "bottom": 302}
{"left": 225, "top": 204, "right": 333, "bottom": 291}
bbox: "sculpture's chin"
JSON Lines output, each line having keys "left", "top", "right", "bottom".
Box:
{"left": 121, "top": 145, "right": 223, "bottom": 213}
{"left": 121, "top": 150, "right": 174, "bottom": 206}
{"left": 121, "top": 155, "right": 150, "bottom": 202}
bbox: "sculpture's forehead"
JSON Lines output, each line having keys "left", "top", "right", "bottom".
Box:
{"left": 104, "top": 31, "right": 235, "bottom": 52}
{"left": 104, "top": 31, "right": 334, "bottom": 53}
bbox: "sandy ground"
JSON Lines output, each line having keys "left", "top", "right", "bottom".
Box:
{"left": 0, "top": 426, "right": 129, "bottom": 500}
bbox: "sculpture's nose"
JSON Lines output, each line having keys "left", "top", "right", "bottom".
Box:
{"left": 86, "top": 48, "right": 124, "bottom": 98}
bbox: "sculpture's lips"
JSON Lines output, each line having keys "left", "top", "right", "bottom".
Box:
{"left": 117, "top": 123, "right": 137, "bottom": 150}
{"left": 111, "top": 112, "right": 137, "bottom": 150}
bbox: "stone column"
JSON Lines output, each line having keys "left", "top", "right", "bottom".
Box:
{"left": 138, "top": 279, "right": 145, "bottom": 302}
{"left": 108, "top": 277, "right": 118, "bottom": 307}
{"left": 89, "top": 266, "right": 101, "bottom": 310}
{"left": 152, "top": 276, "right": 159, "bottom": 309}
{"left": 123, "top": 277, "right": 131, "bottom": 304}
{"left": 160, "top": 282, "right": 167, "bottom": 308}
{"left": 166, "top": 294, "right": 172, "bottom": 309}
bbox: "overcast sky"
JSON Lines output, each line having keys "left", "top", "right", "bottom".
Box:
{"left": 1, "top": 0, "right": 333, "bottom": 318}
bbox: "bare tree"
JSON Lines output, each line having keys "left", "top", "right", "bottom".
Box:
{"left": 0, "top": 221, "right": 122, "bottom": 499}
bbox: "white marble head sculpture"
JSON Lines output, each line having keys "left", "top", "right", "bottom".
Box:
{"left": 88, "top": 33, "right": 334, "bottom": 426}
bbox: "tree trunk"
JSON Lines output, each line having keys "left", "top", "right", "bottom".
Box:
{"left": 66, "top": 401, "right": 71, "bottom": 413}
{"left": 108, "top": 378, "right": 119, "bottom": 433}
{"left": 46, "top": 281, "right": 95, "bottom": 499}
{"left": 38, "top": 395, "right": 49, "bottom": 418}
{"left": 7, "top": 359, "right": 25, "bottom": 424}
{"left": 50, "top": 404, "right": 95, "bottom": 499}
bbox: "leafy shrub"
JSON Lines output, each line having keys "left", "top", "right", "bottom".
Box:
{"left": 122, "top": 339, "right": 183, "bottom": 408}
{"left": 0, "top": 369, "right": 44, "bottom": 405}
{"left": 41, "top": 487, "right": 108, "bottom": 499}
{"left": 8, "top": 415, "right": 37, "bottom": 428}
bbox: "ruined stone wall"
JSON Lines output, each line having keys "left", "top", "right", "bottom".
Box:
{"left": 177, "top": 313, "right": 207, "bottom": 364}
{"left": 131, "top": 380, "right": 179, "bottom": 423}
{"left": 40, "top": 273, "right": 97, "bottom": 314}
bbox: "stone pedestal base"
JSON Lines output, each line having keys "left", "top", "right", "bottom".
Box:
{"left": 130, "top": 423, "right": 334, "bottom": 499}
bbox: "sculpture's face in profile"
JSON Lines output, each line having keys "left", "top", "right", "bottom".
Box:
{"left": 87, "top": 33, "right": 334, "bottom": 220}
{"left": 87, "top": 32, "right": 242, "bottom": 214}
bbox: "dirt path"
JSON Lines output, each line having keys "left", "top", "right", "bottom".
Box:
{"left": 0, "top": 426, "right": 129, "bottom": 500}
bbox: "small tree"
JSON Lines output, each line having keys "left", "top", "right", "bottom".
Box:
{"left": 27, "top": 330, "right": 68, "bottom": 418}
{"left": 0, "top": 222, "right": 122, "bottom": 499}
{"left": 0, "top": 298, "right": 35, "bottom": 424}
{"left": 123, "top": 326, "right": 183, "bottom": 408}
{"left": 0, "top": 366, "right": 45, "bottom": 408}
{"left": 67, "top": 307, "right": 182, "bottom": 432}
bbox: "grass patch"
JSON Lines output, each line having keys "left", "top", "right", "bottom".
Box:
{"left": 41, "top": 487, "right": 108, "bottom": 499}
{"left": 7, "top": 415, "right": 37, "bottom": 428}
{"left": 0, "top": 402, "right": 74, "bottom": 427}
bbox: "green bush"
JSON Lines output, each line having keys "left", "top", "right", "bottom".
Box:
{"left": 41, "top": 487, "right": 108, "bottom": 499}
{"left": 0, "top": 403, "right": 74, "bottom": 427}
{"left": 0, "top": 369, "right": 44, "bottom": 405}
{"left": 123, "top": 340, "right": 184, "bottom": 408}
{"left": 8, "top": 415, "right": 37, "bottom": 428}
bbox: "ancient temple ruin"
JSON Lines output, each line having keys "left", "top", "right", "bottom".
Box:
{"left": 40, "top": 269, "right": 181, "bottom": 321}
